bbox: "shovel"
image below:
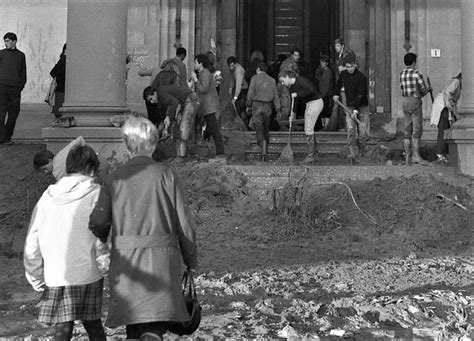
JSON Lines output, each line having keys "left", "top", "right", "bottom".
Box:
{"left": 277, "top": 96, "right": 296, "bottom": 164}
{"left": 333, "top": 98, "right": 370, "bottom": 137}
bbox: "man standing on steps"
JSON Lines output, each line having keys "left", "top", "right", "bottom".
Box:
{"left": 0, "top": 32, "right": 26, "bottom": 144}
{"left": 246, "top": 62, "right": 281, "bottom": 161}
{"left": 227, "top": 56, "right": 249, "bottom": 129}
{"left": 333, "top": 56, "right": 369, "bottom": 164}
{"left": 399, "top": 52, "right": 431, "bottom": 165}
{"left": 279, "top": 69, "right": 323, "bottom": 164}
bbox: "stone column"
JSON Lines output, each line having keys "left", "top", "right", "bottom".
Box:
{"left": 219, "top": 0, "right": 237, "bottom": 104}
{"left": 61, "top": 0, "right": 129, "bottom": 127}
{"left": 42, "top": 0, "right": 130, "bottom": 163}
{"left": 446, "top": 0, "right": 474, "bottom": 176}
{"left": 220, "top": 0, "right": 237, "bottom": 61}
{"left": 345, "top": 0, "right": 367, "bottom": 73}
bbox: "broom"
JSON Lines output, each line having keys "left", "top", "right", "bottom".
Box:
{"left": 277, "top": 96, "right": 296, "bottom": 164}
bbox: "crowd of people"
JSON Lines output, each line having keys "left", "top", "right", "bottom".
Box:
{"left": 0, "top": 31, "right": 462, "bottom": 165}
{"left": 135, "top": 38, "right": 372, "bottom": 164}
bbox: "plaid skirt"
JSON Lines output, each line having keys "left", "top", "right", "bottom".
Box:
{"left": 38, "top": 279, "right": 104, "bottom": 324}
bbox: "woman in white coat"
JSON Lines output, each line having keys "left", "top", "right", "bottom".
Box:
{"left": 430, "top": 73, "right": 461, "bottom": 163}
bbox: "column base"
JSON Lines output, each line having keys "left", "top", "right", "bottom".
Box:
{"left": 446, "top": 127, "right": 474, "bottom": 178}
{"left": 59, "top": 106, "right": 131, "bottom": 127}
{"left": 42, "top": 127, "right": 130, "bottom": 170}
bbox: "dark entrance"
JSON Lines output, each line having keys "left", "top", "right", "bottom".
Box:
{"left": 239, "top": 0, "right": 340, "bottom": 70}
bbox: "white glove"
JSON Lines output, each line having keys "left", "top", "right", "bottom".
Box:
{"left": 351, "top": 110, "right": 358, "bottom": 119}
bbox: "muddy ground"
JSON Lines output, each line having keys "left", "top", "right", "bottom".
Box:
{"left": 0, "top": 136, "right": 473, "bottom": 340}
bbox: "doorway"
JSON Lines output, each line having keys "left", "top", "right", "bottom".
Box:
{"left": 240, "top": 0, "right": 340, "bottom": 70}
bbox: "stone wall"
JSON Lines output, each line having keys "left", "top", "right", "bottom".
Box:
{"left": 0, "top": 0, "right": 67, "bottom": 103}
{"left": 390, "top": 0, "right": 461, "bottom": 120}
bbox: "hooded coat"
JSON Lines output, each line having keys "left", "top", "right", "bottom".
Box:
{"left": 23, "top": 174, "right": 102, "bottom": 291}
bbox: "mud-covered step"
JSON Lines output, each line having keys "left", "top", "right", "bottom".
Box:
{"left": 248, "top": 132, "right": 347, "bottom": 144}
{"left": 246, "top": 144, "right": 344, "bottom": 155}
{"left": 249, "top": 138, "right": 347, "bottom": 146}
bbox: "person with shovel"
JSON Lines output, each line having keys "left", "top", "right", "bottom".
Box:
{"left": 279, "top": 69, "right": 323, "bottom": 164}
{"left": 143, "top": 83, "right": 199, "bottom": 160}
{"left": 333, "top": 55, "right": 368, "bottom": 164}
{"left": 399, "top": 52, "right": 431, "bottom": 165}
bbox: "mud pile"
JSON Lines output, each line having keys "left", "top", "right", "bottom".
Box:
{"left": 272, "top": 173, "right": 473, "bottom": 254}
{"left": 170, "top": 162, "right": 251, "bottom": 210}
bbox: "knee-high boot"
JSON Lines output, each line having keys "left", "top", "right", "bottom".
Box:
{"left": 403, "top": 138, "right": 412, "bottom": 166}
{"left": 411, "top": 138, "right": 428, "bottom": 165}
{"left": 302, "top": 135, "right": 317, "bottom": 164}
{"left": 261, "top": 140, "right": 268, "bottom": 162}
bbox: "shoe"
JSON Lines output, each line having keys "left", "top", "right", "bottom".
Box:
{"left": 52, "top": 116, "right": 76, "bottom": 128}
{"left": 436, "top": 154, "right": 448, "bottom": 164}
{"left": 140, "top": 332, "right": 162, "bottom": 341}
{"left": 349, "top": 156, "right": 360, "bottom": 165}
{"left": 1, "top": 138, "right": 13, "bottom": 145}
{"left": 411, "top": 138, "right": 428, "bottom": 165}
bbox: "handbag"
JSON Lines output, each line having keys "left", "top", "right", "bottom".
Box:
{"left": 44, "top": 77, "right": 57, "bottom": 107}
{"left": 168, "top": 268, "right": 202, "bottom": 335}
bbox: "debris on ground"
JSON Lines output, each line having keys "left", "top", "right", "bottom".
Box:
{"left": 0, "top": 144, "right": 472, "bottom": 339}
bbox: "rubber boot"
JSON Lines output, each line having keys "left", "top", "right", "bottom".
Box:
{"left": 175, "top": 140, "right": 187, "bottom": 162}
{"left": 403, "top": 139, "right": 412, "bottom": 166}
{"left": 411, "top": 138, "right": 428, "bottom": 165}
{"left": 348, "top": 145, "right": 359, "bottom": 164}
{"left": 302, "top": 135, "right": 317, "bottom": 164}
{"left": 261, "top": 140, "right": 268, "bottom": 162}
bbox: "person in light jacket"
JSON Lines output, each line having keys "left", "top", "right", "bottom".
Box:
{"left": 24, "top": 145, "right": 106, "bottom": 340}
{"left": 430, "top": 72, "right": 462, "bottom": 163}
{"left": 89, "top": 116, "right": 198, "bottom": 340}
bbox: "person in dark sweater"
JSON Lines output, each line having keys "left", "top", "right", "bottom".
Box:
{"left": 0, "top": 32, "right": 27, "bottom": 144}
{"left": 50, "top": 43, "right": 66, "bottom": 118}
{"left": 333, "top": 55, "right": 369, "bottom": 163}
{"left": 143, "top": 83, "right": 199, "bottom": 159}
{"left": 279, "top": 69, "right": 324, "bottom": 164}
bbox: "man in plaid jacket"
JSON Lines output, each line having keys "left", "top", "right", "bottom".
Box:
{"left": 400, "top": 52, "right": 431, "bottom": 165}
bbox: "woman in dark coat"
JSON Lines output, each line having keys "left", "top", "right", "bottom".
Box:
{"left": 50, "top": 43, "right": 66, "bottom": 117}
{"left": 89, "top": 116, "right": 198, "bottom": 339}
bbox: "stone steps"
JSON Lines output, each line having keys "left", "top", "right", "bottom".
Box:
{"left": 246, "top": 131, "right": 347, "bottom": 160}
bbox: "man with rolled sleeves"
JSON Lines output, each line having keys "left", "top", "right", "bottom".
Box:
{"left": 399, "top": 52, "right": 431, "bottom": 165}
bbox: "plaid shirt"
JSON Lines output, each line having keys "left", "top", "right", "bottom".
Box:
{"left": 400, "top": 66, "right": 428, "bottom": 97}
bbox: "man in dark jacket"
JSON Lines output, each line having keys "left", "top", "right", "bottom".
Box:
{"left": 0, "top": 32, "right": 26, "bottom": 144}
{"left": 279, "top": 69, "right": 324, "bottom": 164}
{"left": 333, "top": 55, "right": 369, "bottom": 163}
{"left": 143, "top": 82, "right": 199, "bottom": 159}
